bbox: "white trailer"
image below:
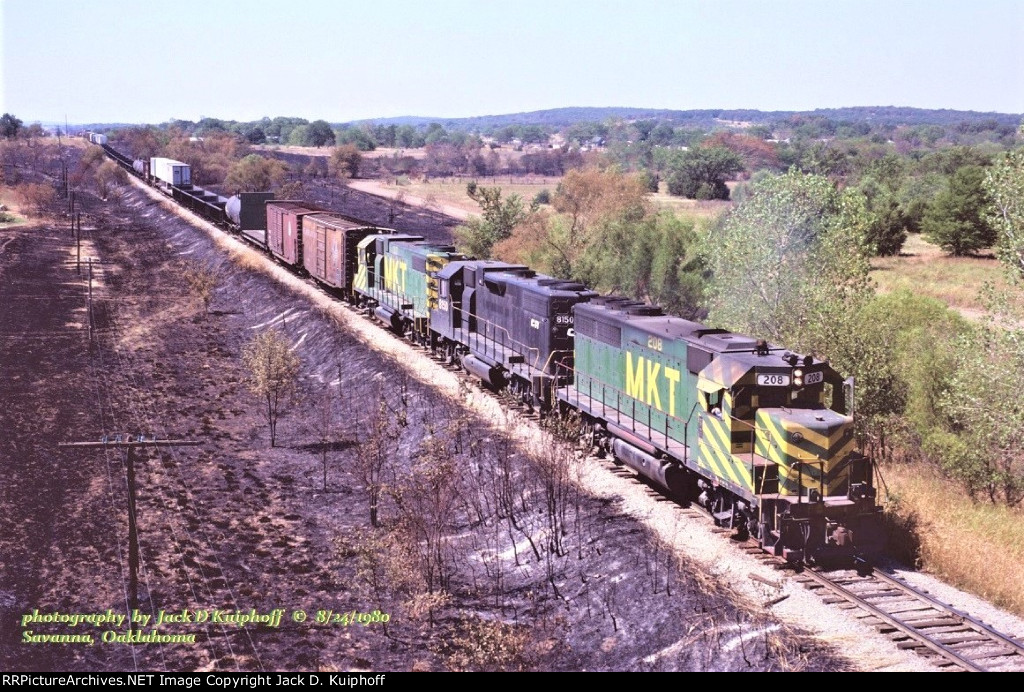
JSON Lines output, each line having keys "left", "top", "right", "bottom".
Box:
{"left": 149, "top": 157, "right": 191, "bottom": 187}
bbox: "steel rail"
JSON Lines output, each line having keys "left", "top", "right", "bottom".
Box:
{"left": 802, "top": 568, "right": 985, "bottom": 671}
{"left": 869, "top": 569, "right": 1024, "bottom": 659}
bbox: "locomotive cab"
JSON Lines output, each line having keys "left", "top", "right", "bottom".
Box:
{"left": 698, "top": 352, "right": 883, "bottom": 564}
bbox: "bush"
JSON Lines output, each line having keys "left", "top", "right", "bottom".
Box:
{"left": 15, "top": 182, "right": 56, "bottom": 216}
{"left": 922, "top": 165, "right": 996, "bottom": 255}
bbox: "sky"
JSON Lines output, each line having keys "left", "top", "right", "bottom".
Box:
{"left": 2, "top": 0, "right": 1022, "bottom": 125}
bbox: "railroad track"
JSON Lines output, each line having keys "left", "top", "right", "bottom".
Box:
{"left": 594, "top": 455, "right": 1024, "bottom": 671}
{"left": 795, "top": 567, "right": 1024, "bottom": 672}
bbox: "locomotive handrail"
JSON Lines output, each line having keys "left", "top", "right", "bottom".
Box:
{"left": 463, "top": 310, "right": 543, "bottom": 371}
{"left": 541, "top": 349, "right": 574, "bottom": 380}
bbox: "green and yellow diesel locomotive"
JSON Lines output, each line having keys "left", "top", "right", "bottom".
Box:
{"left": 559, "top": 297, "right": 883, "bottom": 564}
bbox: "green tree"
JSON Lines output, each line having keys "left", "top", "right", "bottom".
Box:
{"left": 705, "top": 169, "right": 872, "bottom": 349}
{"left": 454, "top": 182, "right": 527, "bottom": 258}
{"left": 1, "top": 113, "right": 23, "bottom": 139}
{"left": 985, "top": 145, "right": 1024, "bottom": 280}
{"left": 336, "top": 125, "right": 377, "bottom": 151}
{"left": 795, "top": 141, "right": 849, "bottom": 177}
{"left": 897, "top": 171, "right": 946, "bottom": 233}
{"left": 922, "top": 165, "right": 996, "bottom": 255}
{"left": 245, "top": 126, "right": 267, "bottom": 144}
{"left": 850, "top": 291, "right": 967, "bottom": 461}
{"left": 858, "top": 176, "right": 908, "bottom": 256}
{"left": 224, "top": 154, "right": 287, "bottom": 192}
{"left": 591, "top": 211, "right": 706, "bottom": 318}
{"left": 395, "top": 125, "right": 424, "bottom": 148}
{"left": 664, "top": 146, "right": 742, "bottom": 200}
{"left": 940, "top": 289, "right": 1024, "bottom": 505}
{"left": 287, "top": 124, "right": 311, "bottom": 146}
{"left": 243, "top": 330, "right": 301, "bottom": 447}
{"left": 306, "top": 120, "right": 336, "bottom": 147}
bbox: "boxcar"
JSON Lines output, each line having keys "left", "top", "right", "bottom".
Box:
{"left": 265, "top": 200, "right": 321, "bottom": 269}
{"left": 301, "top": 213, "right": 391, "bottom": 302}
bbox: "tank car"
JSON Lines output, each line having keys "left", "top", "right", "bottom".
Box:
{"left": 559, "top": 296, "right": 883, "bottom": 565}
{"left": 223, "top": 192, "right": 275, "bottom": 247}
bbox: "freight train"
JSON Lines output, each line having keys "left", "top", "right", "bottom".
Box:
{"left": 97, "top": 140, "right": 884, "bottom": 566}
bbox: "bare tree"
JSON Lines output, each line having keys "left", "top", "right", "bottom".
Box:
{"left": 14, "top": 182, "right": 56, "bottom": 217}
{"left": 180, "top": 259, "right": 221, "bottom": 316}
{"left": 421, "top": 193, "right": 441, "bottom": 215}
{"left": 393, "top": 424, "right": 462, "bottom": 597}
{"left": 316, "top": 376, "right": 337, "bottom": 491}
{"left": 359, "top": 393, "right": 399, "bottom": 527}
{"left": 242, "top": 329, "right": 300, "bottom": 447}
{"left": 94, "top": 159, "right": 127, "bottom": 199}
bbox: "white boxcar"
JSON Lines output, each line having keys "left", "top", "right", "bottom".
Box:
{"left": 149, "top": 157, "right": 191, "bottom": 186}
{"left": 89, "top": 133, "right": 108, "bottom": 145}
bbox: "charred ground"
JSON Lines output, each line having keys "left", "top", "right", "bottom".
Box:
{"left": 0, "top": 153, "right": 847, "bottom": 671}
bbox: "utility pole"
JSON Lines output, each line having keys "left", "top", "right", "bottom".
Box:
{"left": 87, "top": 257, "right": 93, "bottom": 341}
{"left": 58, "top": 436, "right": 201, "bottom": 624}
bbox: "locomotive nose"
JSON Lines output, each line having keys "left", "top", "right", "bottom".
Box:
{"left": 755, "top": 407, "right": 855, "bottom": 498}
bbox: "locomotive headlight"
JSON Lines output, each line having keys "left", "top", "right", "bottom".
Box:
{"left": 794, "top": 369, "right": 803, "bottom": 377}
{"left": 794, "top": 376, "right": 803, "bottom": 387}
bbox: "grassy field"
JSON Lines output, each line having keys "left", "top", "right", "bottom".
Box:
{"left": 881, "top": 462, "right": 1024, "bottom": 616}
{"left": 649, "top": 189, "right": 732, "bottom": 220}
{"left": 376, "top": 175, "right": 736, "bottom": 222}
{"left": 253, "top": 144, "right": 429, "bottom": 160}
{"left": 375, "top": 176, "right": 562, "bottom": 216}
{"left": 870, "top": 234, "right": 1010, "bottom": 314}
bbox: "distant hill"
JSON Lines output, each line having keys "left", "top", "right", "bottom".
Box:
{"left": 66, "top": 106, "right": 1021, "bottom": 135}
{"left": 348, "top": 106, "right": 1022, "bottom": 131}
